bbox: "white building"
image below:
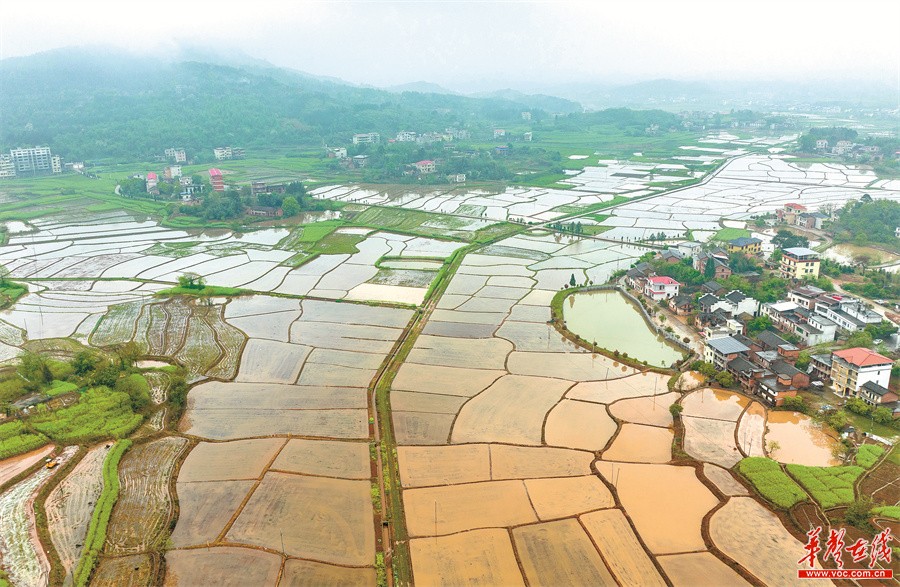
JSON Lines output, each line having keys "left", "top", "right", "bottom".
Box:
{"left": 9, "top": 146, "right": 53, "bottom": 176}
{"left": 643, "top": 276, "right": 680, "bottom": 301}
{"left": 352, "top": 133, "right": 380, "bottom": 145}
{"left": 51, "top": 155, "right": 62, "bottom": 174}
{"left": 521, "top": 111, "right": 532, "bottom": 121}
{"left": 0, "top": 155, "right": 16, "bottom": 178}
{"left": 493, "top": 129, "right": 506, "bottom": 139}
{"left": 326, "top": 147, "right": 347, "bottom": 159}
{"left": 814, "top": 295, "right": 882, "bottom": 332}
{"left": 214, "top": 147, "right": 233, "bottom": 161}
{"left": 396, "top": 131, "right": 417, "bottom": 142}
{"left": 174, "top": 149, "right": 186, "bottom": 163}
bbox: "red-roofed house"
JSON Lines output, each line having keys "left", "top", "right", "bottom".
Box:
{"left": 146, "top": 172, "right": 158, "bottom": 193}
{"left": 413, "top": 160, "right": 436, "bottom": 174}
{"left": 208, "top": 168, "right": 224, "bottom": 192}
{"left": 643, "top": 275, "right": 681, "bottom": 301}
{"left": 830, "top": 347, "right": 893, "bottom": 397}
{"left": 777, "top": 202, "right": 807, "bottom": 224}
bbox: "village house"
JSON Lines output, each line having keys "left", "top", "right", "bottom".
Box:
{"left": 704, "top": 336, "right": 750, "bottom": 371}
{"left": 727, "top": 237, "right": 762, "bottom": 256}
{"left": 809, "top": 353, "right": 833, "bottom": 382}
{"left": 777, "top": 203, "right": 807, "bottom": 224}
{"left": 780, "top": 247, "right": 821, "bottom": 280}
{"left": 326, "top": 147, "right": 347, "bottom": 159}
{"left": 858, "top": 381, "right": 899, "bottom": 407}
{"left": 208, "top": 168, "right": 224, "bottom": 192}
{"left": 830, "top": 347, "right": 893, "bottom": 398}
{"left": 145, "top": 172, "right": 158, "bottom": 193}
{"left": 668, "top": 294, "right": 694, "bottom": 315}
{"left": 413, "top": 160, "right": 436, "bottom": 174}
{"left": 643, "top": 276, "right": 680, "bottom": 301}
{"left": 814, "top": 294, "right": 881, "bottom": 333}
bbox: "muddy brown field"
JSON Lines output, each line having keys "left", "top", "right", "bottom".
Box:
{"left": 45, "top": 445, "right": 108, "bottom": 581}
{"left": 409, "top": 528, "right": 524, "bottom": 586}
{"left": 105, "top": 437, "right": 188, "bottom": 554}
{"left": 164, "top": 547, "right": 282, "bottom": 586}
{"left": 226, "top": 472, "right": 374, "bottom": 566}
{"left": 513, "top": 519, "right": 616, "bottom": 586}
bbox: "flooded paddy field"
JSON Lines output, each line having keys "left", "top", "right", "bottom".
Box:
{"left": 0, "top": 142, "right": 880, "bottom": 585}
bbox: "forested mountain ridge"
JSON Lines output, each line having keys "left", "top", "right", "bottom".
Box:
{"left": 0, "top": 47, "right": 582, "bottom": 161}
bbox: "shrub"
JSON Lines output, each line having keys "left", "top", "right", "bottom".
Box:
{"left": 845, "top": 496, "right": 875, "bottom": 532}
{"left": 669, "top": 403, "right": 684, "bottom": 418}
{"left": 736, "top": 457, "right": 807, "bottom": 509}
{"left": 781, "top": 396, "right": 809, "bottom": 414}
{"left": 115, "top": 374, "right": 151, "bottom": 411}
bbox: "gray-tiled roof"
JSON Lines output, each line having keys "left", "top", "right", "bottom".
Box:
{"left": 706, "top": 336, "right": 750, "bottom": 355}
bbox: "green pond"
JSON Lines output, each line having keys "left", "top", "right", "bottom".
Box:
{"left": 563, "top": 290, "right": 683, "bottom": 367}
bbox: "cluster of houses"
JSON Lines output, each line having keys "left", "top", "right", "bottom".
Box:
{"left": 775, "top": 203, "right": 829, "bottom": 230}
{"left": 705, "top": 331, "right": 898, "bottom": 416}
{"left": 762, "top": 286, "right": 882, "bottom": 346}
{"left": 813, "top": 139, "right": 883, "bottom": 160}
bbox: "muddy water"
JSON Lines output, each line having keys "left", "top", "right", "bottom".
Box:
{"left": 681, "top": 388, "right": 749, "bottom": 421}
{"left": 736, "top": 401, "right": 766, "bottom": 457}
{"left": 765, "top": 411, "right": 840, "bottom": 466}
{"left": 563, "top": 291, "right": 683, "bottom": 367}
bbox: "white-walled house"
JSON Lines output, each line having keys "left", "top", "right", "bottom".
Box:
{"left": 643, "top": 276, "right": 680, "bottom": 301}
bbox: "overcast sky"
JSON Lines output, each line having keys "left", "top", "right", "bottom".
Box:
{"left": 2, "top": 0, "right": 897, "bottom": 90}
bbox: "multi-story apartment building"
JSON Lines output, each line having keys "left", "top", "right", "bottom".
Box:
{"left": 352, "top": 133, "right": 380, "bottom": 145}
{"left": 780, "top": 247, "right": 820, "bottom": 280}
{"left": 830, "top": 347, "right": 892, "bottom": 398}
{"left": 9, "top": 146, "right": 54, "bottom": 176}
{"left": 0, "top": 155, "right": 16, "bottom": 179}
{"left": 208, "top": 168, "right": 225, "bottom": 192}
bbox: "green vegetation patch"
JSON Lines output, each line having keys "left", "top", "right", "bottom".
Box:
{"left": 736, "top": 457, "right": 808, "bottom": 509}
{"left": 155, "top": 285, "right": 249, "bottom": 297}
{"left": 785, "top": 464, "right": 863, "bottom": 509}
{"left": 29, "top": 387, "right": 143, "bottom": 444}
{"left": 46, "top": 380, "right": 78, "bottom": 397}
{"left": 872, "top": 506, "right": 900, "bottom": 521}
{"left": 713, "top": 227, "right": 751, "bottom": 241}
{"left": 0, "top": 420, "right": 49, "bottom": 460}
{"left": 73, "top": 439, "right": 132, "bottom": 587}
{"left": 856, "top": 444, "right": 886, "bottom": 468}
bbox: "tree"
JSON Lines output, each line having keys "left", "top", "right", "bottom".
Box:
{"left": 845, "top": 397, "right": 872, "bottom": 416}
{"left": 704, "top": 257, "right": 716, "bottom": 279}
{"left": 845, "top": 496, "right": 874, "bottom": 532}
{"left": 845, "top": 330, "right": 874, "bottom": 349}
{"left": 669, "top": 403, "right": 683, "bottom": 418}
{"left": 795, "top": 351, "right": 811, "bottom": 370}
{"left": 865, "top": 320, "right": 898, "bottom": 340}
{"left": 715, "top": 370, "right": 734, "bottom": 387}
{"left": 282, "top": 196, "right": 300, "bottom": 217}
{"left": 17, "top": 352, "right": 53, "bottom": 390}
{"left": 72, "top": 351, "right": 100, "bottom": 376}
{"left": 772, "top": 229, "right": 809, "bottom": 250}
{"left": 114, "top": 342, "right": 142, "bottom": 370}
{"left": 770, "top": 249, "right": 783, "bottom": 263}
{"left": 872, "top": 406, "right": 893, "bottom": 425}
{"left": 746, "top": 315, "right": 772, "bottom": 336}
{"left": 569, "top": 273, "right": 576, "bottom": 287}
{"left": 177, "top": 272, "right": 205, "bottom": 290}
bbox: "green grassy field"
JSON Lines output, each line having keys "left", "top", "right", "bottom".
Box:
{"left": 736, "top": 457, "right": 808, "bottom": 509}
{"left": 713, "top": 227, "right": 751, "bottom": 241}
{"left": 784, "top": 464, "right": 863, "bottom": 509}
